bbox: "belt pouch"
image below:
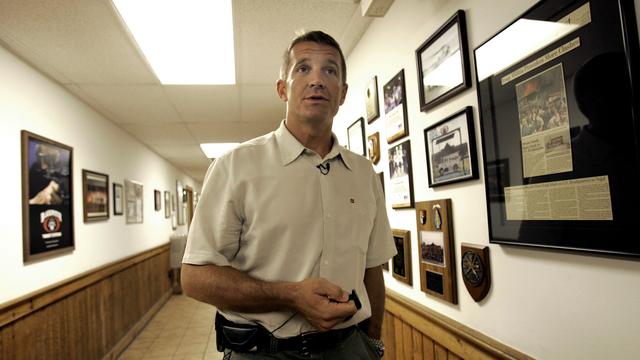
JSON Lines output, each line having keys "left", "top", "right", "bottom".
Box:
{"left": 215, "top": 312, "right": 262, "bottom": 352}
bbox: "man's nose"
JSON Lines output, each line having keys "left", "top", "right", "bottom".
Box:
{"left": 308, "top": 70, "right": 325, "bottom": 88}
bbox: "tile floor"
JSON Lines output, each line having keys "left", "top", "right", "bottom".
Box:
{"left": 118, "top": 295, "right": 223, "bottom": 360}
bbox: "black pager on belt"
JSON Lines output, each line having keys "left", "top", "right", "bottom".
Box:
{"left": 349, "top": 290, "right": 362, "bottom": 310}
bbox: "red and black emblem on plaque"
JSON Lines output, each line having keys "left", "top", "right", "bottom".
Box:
{"left": 40, "top": 209, "right": 62, "bottom": 236}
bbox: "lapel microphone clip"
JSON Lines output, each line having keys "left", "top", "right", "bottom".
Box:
{"left": 317, "top": 162, "right": 330, "bottom": 175}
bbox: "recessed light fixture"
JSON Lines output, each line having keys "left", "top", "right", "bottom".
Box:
{"left": 200, "top": 143, "right": 239, "bottom": 159}
{"left": 112, "top": 0, "right": 236, "bottom": 85}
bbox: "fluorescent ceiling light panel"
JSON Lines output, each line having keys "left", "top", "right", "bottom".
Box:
{"left": 200, "top": 143, "right": 239, "bottom": 159}
{"left": 113, "top": 0, "right": 236, "bottom": 84}
{"left": 476, "top": 19, "right": 578, "bottom": 81}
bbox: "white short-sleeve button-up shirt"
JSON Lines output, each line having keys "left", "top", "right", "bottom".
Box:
{"left": 183, "top": 121, "right": 396, "bottom": 337}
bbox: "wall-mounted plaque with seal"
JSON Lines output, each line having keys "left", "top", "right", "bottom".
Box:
{"left": 474, "top": 0, "right": 640, "bottom": 257}
{"left": 416, "top": 199, "right": 457, "bottom": 304}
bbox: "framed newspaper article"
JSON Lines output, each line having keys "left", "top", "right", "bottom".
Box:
{"left": 474, "top": 0, "right": 640, "bottom": 257}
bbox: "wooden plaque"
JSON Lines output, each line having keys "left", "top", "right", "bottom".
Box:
{"left": 461, "top": 243, "right": 491, "bottom": 302}
{"left": 391, "top": 229, "right": 412, "bottom": 286}
{"left": 416, "top": 199, "right": 457, "bottom": 304}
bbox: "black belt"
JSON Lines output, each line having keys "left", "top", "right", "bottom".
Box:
{"left": 215, "top": 312, "right": 357, "bottom": 355}
{"left": 268, "top": 326, "right": 357, "bottom": 354}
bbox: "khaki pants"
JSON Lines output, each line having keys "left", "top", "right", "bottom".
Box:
{"left": 223, "top": 328, "right": 380, "bottom": 360}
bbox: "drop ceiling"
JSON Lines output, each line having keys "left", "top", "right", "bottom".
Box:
{"left": 0, "top": 0, "right": 372, "bottom": 182}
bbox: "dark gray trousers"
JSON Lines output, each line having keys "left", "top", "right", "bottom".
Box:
{"left": 222, "top": 328, "right": 380, "bottom": 360}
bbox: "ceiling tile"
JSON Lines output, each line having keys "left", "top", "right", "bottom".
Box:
{"left": 0, "top": 0, "right": 157, "bottom": 84}
{"left": 187, "top": 121, "right": 280, "bottom": 143}
{"left": 78, "top": 85, "right": 182, "bottom": 124}
{"left": 122, "top": 123, "right": 196, "bottom": 145}
{"left": 164, "top": 85, "right": 241, "bottom": 123}
{"left": 239, "top": 84, "right": 285, "bottom": 123}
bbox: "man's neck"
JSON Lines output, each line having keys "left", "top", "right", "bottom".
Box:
{"left": 285, "top": 118, "right": 334, "bottom": 158}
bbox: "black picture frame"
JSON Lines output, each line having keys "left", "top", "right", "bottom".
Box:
{"left": 21, "top": 130, "right": 74, "bottom": 263}
{"left": 347, "top": 117, "right": 366, "bottom": 156}
{"left": 113, "top": 183, "right": 123, "bottom": 216}
{"left": 154, "top": 189, "right": 161, "bottom": 211}
{"left": 388, "top": 140, "right": 414, "bottom": 209}
{"left": 366, "top": 76, "right": 380, "bottom": 123}
{"left": 416, "top": 10, "right": 471, "bottom": 112}
{"left": 82, "top": 169, "right": 109, "bottom": 222}
{"left": 383, "top": 69, "right": 409, "bottom": 143}
{"left": 424, "top": 106, "right": 479, "bottom": 187}
{"left": 474, "top": 0, "right": 640, "bottom": 257}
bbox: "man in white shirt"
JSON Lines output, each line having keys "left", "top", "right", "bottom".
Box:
{"left": 182, "top": 30, "right": 395, "bottom": 359}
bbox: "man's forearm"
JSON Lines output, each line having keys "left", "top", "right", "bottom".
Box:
{"left": 181, "top": 263, "right": 295, "bottom": 313}
{"left": 363, "top": 265, "right": 386, "bottom": 339}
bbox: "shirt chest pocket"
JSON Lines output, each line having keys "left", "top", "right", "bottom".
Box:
{"left": 334, "top": 196, "right": 376, "bottom": 255}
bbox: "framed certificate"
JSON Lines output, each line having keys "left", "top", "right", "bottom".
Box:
{"left": 388, "top": 140, "right": 414, "bottom": 209}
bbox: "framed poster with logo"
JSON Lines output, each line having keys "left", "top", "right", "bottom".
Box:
{"left": 21, "top": 130, "right": 74, "bottom": 263}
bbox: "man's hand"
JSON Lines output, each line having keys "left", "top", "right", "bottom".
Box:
{"left": 292, "top": 278, "right": 357, "bottom": 332}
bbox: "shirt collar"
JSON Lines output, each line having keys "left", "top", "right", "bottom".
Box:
{"left": 275, "top": 120, "right": 353, "bottom": 171}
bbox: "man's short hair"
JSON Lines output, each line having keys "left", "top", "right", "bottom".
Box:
{"left": 279, "top": 30, "right": 347, "bottom": 84}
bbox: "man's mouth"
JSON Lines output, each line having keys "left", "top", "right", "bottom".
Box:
{"left": 305, "top": 95, "right": 328, "bottom": 101}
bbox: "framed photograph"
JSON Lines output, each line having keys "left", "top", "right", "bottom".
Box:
{"left": 164, "top": 191, "right": 171, "bottom": 218}
{"left": 367, "top": 132, "right": 380, "bottom": 164}
{"left": 474, "top": 0, "right": 640, "bottom": 257}
{"left": 391, "top": 229, "right": 412, "bottom": 286}
{"left": 365, "top": 76, "right": 380, "bottom": 123}
{"left": 113, "top": 183, "right": 123, "bottom": 215}
{"left": 21, "top": 130, "right": 74, "bottom": 263}
{"left": 82, "top": 169, "right": 109, "bottom": 222}
{"left": 388, "top": 140, "right": 414, "bottom": 209}
{"left": 383, "top": 69, "right": 409, "bottom": 143}
{"left": 347, "top": 117, "right": 366, "bottom": 156}
{"left": 124, "top": 179, "right": 143, "bottom": 224}
{"left": 416, "top": 199, "right": 457, "bottom": 304}
{"left": 154, "top": 190, "right": 161, "bottom": 211}
{"left": 416, "top": 10, "right": 471, "bottom": 111}
{"left": 424, "top": 106, "right": 479, "bottom": 187}
{"left": 171, "top": 194, "right": 177, "bottom": 230}
{"left": 176, "top": 180, "right": 185, "bottom": 225}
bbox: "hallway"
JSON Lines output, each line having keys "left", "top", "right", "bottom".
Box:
{"left": 118, "top": 295, "right": 222, "bottom": 360}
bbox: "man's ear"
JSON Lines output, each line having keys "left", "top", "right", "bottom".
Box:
{"left": 276, "top": 79, "right": 288, "bottom": 101}
{"left": 339, "top": 83, "right": 349, "bottom": 105}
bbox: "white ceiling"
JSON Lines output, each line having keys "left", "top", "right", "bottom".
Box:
{"left": 0, "top": 0, "right": 373, "bottom": 182}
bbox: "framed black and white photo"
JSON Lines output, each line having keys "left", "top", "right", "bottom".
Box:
{"left": 416, "top": 10, "right": 471, "bottom": 111}
{"left": 21, "top": 130, "right": 74, "bottom": 262}
{"left": 347, "top": 117, "right": 366, "bottom": 156}
{"left": 164, "top": 190, "right": 171, "bottom": 218}
{"left": 154, "top": 190, "right": 161, "bottom": 211}
{"left": 384, "top": 70, "right": 409, "bottom": 143}
{"left": 82, "top": 169, "right": 109, "bottom": 222}
{"left": 388, "top": 140, "right": 414, "bottom": 209}
{"left": 474, "top": 0, "right": 640, "bottom": 257}
{"left": 424, "top": 106, "right": 479, "bottom": 187}
{"left": 124, "top": 179, "right": 143, "bottom": 224}
{"left": 113, "top": 183, "right": 123, "bottom": 215}
{"left": 365, "top": 76, "right": 380, "bottom": 123}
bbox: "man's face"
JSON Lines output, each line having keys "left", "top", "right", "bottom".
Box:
{"left": 277, "top": 41, "right": 348, "bottom": 126}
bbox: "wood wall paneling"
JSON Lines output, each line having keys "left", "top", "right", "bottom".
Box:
{"left": 0, "top": 244, "right": 171, "bottom": 360}
{"left": 381, "top": 290, "right": 534, "bottom": 360}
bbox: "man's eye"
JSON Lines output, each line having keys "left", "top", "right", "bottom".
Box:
{"left": 297, "top": 66, "right": 309, "bottom": 73}
{"left": 325, "top": 68, "right": 337, "bottom": 75}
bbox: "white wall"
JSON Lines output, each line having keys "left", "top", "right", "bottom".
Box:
{"left": 334, "top": 0, "right": 640, "bottom": 359}
{"left": 0, "top": 45, "right": 200, "bottom": 304}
